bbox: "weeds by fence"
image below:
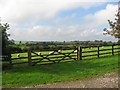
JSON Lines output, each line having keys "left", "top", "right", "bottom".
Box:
{"left": 2, "top": 44, "right": 120, "bottom": 66}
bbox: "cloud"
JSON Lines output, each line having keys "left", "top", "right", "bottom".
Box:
{"left": 5, "top": 2, "right": 118, "bottom": 41}
{"left": 0, "top": 0, "right": 109, "bottom": 23}
{"left": 83, "top": 4, "right": 118, "bottom": 28}
{"left": 8, "top": 24, "right": 116, "bottom": 41}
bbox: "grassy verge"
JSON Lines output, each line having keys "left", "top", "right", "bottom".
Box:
{"left": 2, "top": 55, "right": 119, "bottom": 88}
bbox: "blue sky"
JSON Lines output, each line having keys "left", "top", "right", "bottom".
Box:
{"left": 0, "top": 0, "right": 119, "bottom": 41}
{"left": 35, "top": 2, "right": 117, "bottom": 25}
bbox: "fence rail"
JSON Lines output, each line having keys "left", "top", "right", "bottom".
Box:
{"left": 2, "top": 44, "right": 120, "bottom": 66}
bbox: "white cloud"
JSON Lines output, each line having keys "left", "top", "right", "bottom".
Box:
{"left": 8, "top": 24, "right": 116, "bottom": 41}
{"left": 84, "top": 4, "right": 118, "bottom": 28}
{"left": 4, "top": 2, "right": 118, "bottom": 41}
{"left": 0, "top": 0, "right": 109, "bottom": 23}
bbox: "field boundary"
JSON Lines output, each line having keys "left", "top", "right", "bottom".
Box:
{"left": 3, "top": 44, "right": 120, "bottom": 66}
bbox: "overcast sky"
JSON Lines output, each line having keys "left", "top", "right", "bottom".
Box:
{"left": 0, "top": 0, "right": 119, "bottom": 41}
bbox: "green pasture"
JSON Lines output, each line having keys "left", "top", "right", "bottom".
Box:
{"left": 2, "top": 55, "right": 119, "bottom": 87}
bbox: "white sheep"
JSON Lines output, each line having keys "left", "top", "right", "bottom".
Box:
{"left": 38, "top": 52, "right": 41, "bottom": 55}
{"left": 58, "top": 50, "right": 62, "bottom": 53}
{"left": 17, "top": 53, "right": 20, "bottom": 58}
{"left": 49, "top": 51, "right": 54, "bottom": 54}
{"left": 74, "top": 50, "right": 77, "bottom": 53}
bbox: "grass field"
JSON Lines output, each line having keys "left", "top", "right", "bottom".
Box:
{"left": 2, "top": 55, "right": 119, "bottom": 87}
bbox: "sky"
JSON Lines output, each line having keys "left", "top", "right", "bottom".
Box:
{"left": 0, "top": 0, "right": 119, "bottom": 42}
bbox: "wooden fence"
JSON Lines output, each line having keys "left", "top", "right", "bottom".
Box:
{"left": 3, "top": 44, "right": 120, "bottom": 66}
{"left": 28, "top": 48, "right": 77, "bottom": 66}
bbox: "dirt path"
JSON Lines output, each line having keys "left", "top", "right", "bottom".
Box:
{"left": 34, "top": 72, "right": 118, "bottom": 88}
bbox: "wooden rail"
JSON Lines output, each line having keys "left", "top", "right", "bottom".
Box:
{"left": 82, "top": 44, "right": 120, "bottom": 59}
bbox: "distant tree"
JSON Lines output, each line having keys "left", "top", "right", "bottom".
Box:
{"left": 103, "top": 2, "right": 120, "bottom": 43}
{"left": 25, "top": 42, "right": 29, "bottom": 46}
{"left": 19, "top": 41, "right": 22, "bottom": 44}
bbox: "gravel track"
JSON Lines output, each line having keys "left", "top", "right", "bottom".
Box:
{"left": 33, "top": 72, "right": 118, "bottom": 88}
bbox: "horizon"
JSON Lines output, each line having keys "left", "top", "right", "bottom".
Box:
{"left": 14, "top": 40, "right": 118, "bottom": 42}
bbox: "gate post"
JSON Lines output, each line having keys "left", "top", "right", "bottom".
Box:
{"left": 77, "top": 46, "right": 82, "bottom": 60}
{"left": 28, "top": 50, "right": 32, "bottom": 65}
{"left": 112, "top": 45, "right": 114, "bottom": 55}
{"left": 8, "top": 54, "right": 12, "bottom": 66}
{"left": 97, "top": 46, "right": 100, "bottom": 58}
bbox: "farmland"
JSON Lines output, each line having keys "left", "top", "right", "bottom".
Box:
{"left": 1, "top": 1, "right": 120, "bottom": 88}
{"left": 2, "top": 44, "right": 120, "bottom": 87}
{"left": 2, "top": 55, "right": 119, "bottom": 87}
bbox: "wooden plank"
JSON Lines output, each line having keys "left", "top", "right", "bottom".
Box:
{"left": 49, "top": 54, "right": 76, "bottom": 59}
{"left": 11, "top": 57, "right": 28, "bottom": 60}
{"left": 99, "top": 52, "right": 112, "bottom": 55}
{"left": 114, "top": 50, "right": 120, "bottom": 53}
{"left": 33, "top": 58, "right": 76, "bottom": 62}
{"left": 99, "top": 48, "right": 112, "bottom": 51}
{"left": 82, "top": 50, "right": 98, "bottom": 53}
{"left": 12, "top": 62, "right": 28, "bottom": 65}
{"left": 114, "top": 48, "right": 120, "bottom": 49}
{"left": 82, "top": 54, "right": 98, "bottom": 57}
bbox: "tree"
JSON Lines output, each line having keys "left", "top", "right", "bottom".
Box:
{"left": 103, "top": 2, "right": 120, "bottom": 42}
{"left": 0, "top": 21, "right": 12, "bottom": 55}
{"left": 19, "top": 41, "right": 22, "bottom": 44}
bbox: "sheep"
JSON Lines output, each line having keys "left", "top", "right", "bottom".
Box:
{"left": 17, "top": 53, "right": 20, "bottom": 58}
{"left": 74, "top": 50, "right": 77, "bottom": 53}
{"left": 49, "top": 51, "right": 54, "bottom": 54}
{"left": 38, "top": 52, "right": 41, "bottom": 55}
{"left": 58, "top": 50, "right": 62, "bottom": 53}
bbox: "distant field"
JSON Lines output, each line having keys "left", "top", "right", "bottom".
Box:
{"left": 2, "top": 55, "right": 119, "bottom": 87}
{"left": 15, "top": 41, "right": 27, "bottom": 44}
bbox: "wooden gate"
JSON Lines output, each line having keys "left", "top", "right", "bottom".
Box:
{"left": 28, "top": 48, "right": 77, "bottom": 66}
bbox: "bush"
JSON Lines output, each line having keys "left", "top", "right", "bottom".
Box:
{"left": 9, "top": 46, "right": 22, "bottom": 53}
{"left": 22, "top": 47, "right": 29, "bottom": 52}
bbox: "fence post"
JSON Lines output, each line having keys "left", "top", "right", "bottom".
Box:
{"left": 9, "top": 54, "right": 12, "bottom": 66}
{"left": 112, "top": 45, "right": 114, "bottom": 55}
{"left": 97, "top": 46, "right": 100, "bottom": 58}
{"left": 28, "top": 50, "right": 32, "bottom": 65}
{"left": 77, "top": 46, "right": 82, "bottom": 60}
